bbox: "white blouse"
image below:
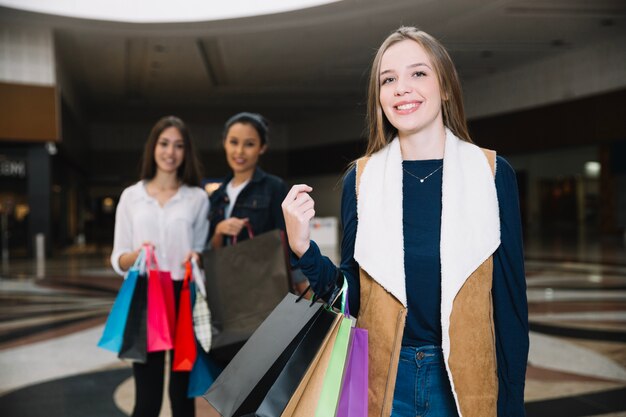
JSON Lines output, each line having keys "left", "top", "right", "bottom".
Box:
{"left": 110, "top": 181, "right": 210, "bottom": 280}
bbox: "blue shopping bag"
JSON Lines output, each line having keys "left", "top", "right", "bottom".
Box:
{"left": 98, "top": 250, "right": 145, "bottom": 353}
{"left": 187, "top": 282, "right": 222, "bottom": 397}
{"left": 188, "top": 342, "right": 222, "bottom": 398}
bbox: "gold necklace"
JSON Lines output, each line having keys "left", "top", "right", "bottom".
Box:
{"left": 402, "top": 165, "right": 443, "bottom": 183}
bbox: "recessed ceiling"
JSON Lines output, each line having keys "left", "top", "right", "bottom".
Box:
{"left": 2, "top": 0, "right": 625, "bottom": 113}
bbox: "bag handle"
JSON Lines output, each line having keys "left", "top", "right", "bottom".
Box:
{"left": 183, "top": 261, "right": 192, "bottom": 289}
{"left": 190, "top": 258, "right": 207, "bottom": 297}
{"left": 144, "top": 244, "right": 160, "bottom": 270}
{"left": 232, "top": 221, "right": 255, "bottom": 245}
{"left": 297, "top": 273, "right": 349, "bottom": 316}
{"left": 322, "top": 275, "right": 348, "bottom": 314}
{"left": 131, "top": 247, "right": 147, "bottom": 276}
{"left": 339, "top": 277, "right": 349, "bottom": 317}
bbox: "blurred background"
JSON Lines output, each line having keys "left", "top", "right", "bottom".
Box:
{"left": 0, "top": 0, "right": 625, "bottom": 416}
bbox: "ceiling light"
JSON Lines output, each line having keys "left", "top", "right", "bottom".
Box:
{"left": 0, "top": 0, "right": 341, "bottom": 23}
{"left": 584, "top": 161, "right": 601, "bottom": 178}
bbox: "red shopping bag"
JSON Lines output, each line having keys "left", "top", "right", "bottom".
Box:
{"left": 173, "top": 262, "right": 197, "bottom": 371}
{"left": 146, "top": 246, "right": 176, "bottom": 352}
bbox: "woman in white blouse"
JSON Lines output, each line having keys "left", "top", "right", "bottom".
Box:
{"left": 111, "top": 115, "right": 209, "bottom": 417}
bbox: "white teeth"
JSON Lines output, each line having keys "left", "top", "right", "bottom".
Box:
{"left": 396, "top": 103, "right": 418, "bottom": 110}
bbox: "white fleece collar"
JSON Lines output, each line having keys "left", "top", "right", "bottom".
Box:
{"left": 353, "top": 128, "right": 500, "bottom": 313}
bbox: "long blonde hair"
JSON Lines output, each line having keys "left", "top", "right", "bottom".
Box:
{"left": 365, "top": 26, "right": 472, "bottom": 156}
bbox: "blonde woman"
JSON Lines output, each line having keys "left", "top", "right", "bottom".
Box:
{"left": 282, "top": 27, "right": 528, "bottom": 417}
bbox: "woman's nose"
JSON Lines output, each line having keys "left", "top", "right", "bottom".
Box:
{"left": 394, "top": 78, "right": 412, "bottom": 96}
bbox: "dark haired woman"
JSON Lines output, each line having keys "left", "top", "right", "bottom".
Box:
{"left": 111, "top": 115, "right": 209, "bottom": 417}
{"left": 208, "top": 112, "right": 308, "bottom": 293}
{"left": 208, "top": 112, "right": 284, "bottom": 246}
{"left": 282, "top": 27, "right": 528, "bottom": 417}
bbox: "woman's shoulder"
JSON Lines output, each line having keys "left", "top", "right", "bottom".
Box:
{"left": 493, "top": 155, "right": 520, "bottom": 202}
{"left": 495, "top": 155, "right": 516, "bottom": 180}
{"left": 258, "top": 169, "right": 286, "bottom": 186}
{"left": 344, "top": 165, "right": 357, "bottom": 184}
{"left": 341, "top": 165, "right": 357, "bottom": 198}
{"left": 181, "top": 184, "right": 209, "bottom": 200}
{"left": 119, "top": 181, "right": 145, "bottom": 200}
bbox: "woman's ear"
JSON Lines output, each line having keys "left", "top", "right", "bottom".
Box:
{"left": 260, "top": 144, "right": 268, "bottom": 155}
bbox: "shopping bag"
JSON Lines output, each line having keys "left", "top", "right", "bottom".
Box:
{"left": 191, "top": 260, "right": 212, "bottom": 353}
{"left": 188, "top": 282, "right": 222, "bottom": 397}
{"left": 282, "top": 280, "right": 355, "bottom": 417}
{"left": 188, "top": 341, "right": 222, "bottom": 398}
{"left": 281, "top": 310, "right": 345, "bottom": 417}
{"left": 203, "top": 292, "right": 324, "bottom": 417}
{"left": 146, "top": 246, "right": 176, "bottom": 352}
{"left": 203, "top": 229, "right": 291, "bottom": 349}
{"left": 97, "top": 249, "right": 145, "bottom": 353}
{"left": 118, "top": 272, "right": 148, "bottom": 363}
{"left": 314, "top": 316, "right": 352, "bottom": 417}
{"left": 336, "top": 327, "right": 368, "bottom": 417}
{"left": 254, "top": 306, "right": 341, "bottom": 417}
{"left": 173, "top": 262, "right": 197, "bottom": 371}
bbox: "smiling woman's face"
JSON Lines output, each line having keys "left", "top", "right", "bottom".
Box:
{"left": 223, "top": 122, "right": 267, "bottom": 176}
{"left": 378, "top": 39, "right": 443, "bottom": 138}
{"left": 153, "top": 126, "right": 184, "bottom": 174}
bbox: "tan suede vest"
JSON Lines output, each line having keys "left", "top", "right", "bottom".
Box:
{"left": 355, "top": 149, "right": 498, "bottom": 417}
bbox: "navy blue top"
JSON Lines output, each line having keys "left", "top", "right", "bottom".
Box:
{"left": 293, "top": 155, "right": 529, "bottom": 417}
{"left": 402, "top": 159, "right": 443, "bottom": 346}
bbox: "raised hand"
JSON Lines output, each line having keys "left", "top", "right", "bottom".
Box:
{"left": 281, "top": 184, "right": 315, "bottom": 258}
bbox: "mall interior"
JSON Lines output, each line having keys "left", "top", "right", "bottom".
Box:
{"left": 0, "top": 0, "right": 625, "bottom": 416}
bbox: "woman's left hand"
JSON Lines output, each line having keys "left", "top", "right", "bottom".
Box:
{"left": 182, "top": 251, "right": 201, "bottom": 267}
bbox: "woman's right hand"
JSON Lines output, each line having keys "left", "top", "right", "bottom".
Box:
{"left": 119, "top": 242, "right": 153, "bottom": 271}
{"left": 281, "top": 184, "right": 315, "bottom": 258}
{"left": 216, "top": 217, "right": 250, "bottom": 237}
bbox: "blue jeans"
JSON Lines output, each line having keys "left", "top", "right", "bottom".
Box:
{"left": 391, "top": 345, "right": 459, "bottom": 417}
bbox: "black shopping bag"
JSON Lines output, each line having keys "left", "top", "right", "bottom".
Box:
{"left": 236, "top": 306, "right": 340, "bottom": 417}
{"left": 203, "top": 230, "right": 291, "bottom": 350}
{"left": 203, "top": 293, "right": 327, "bottom": 417}
{"left": 118, "top": 273, "right": 148, "bottom": 363}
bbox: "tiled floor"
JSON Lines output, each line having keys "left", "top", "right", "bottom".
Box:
{"left": 0, "top": 233, "right": 625, "bottom": 417}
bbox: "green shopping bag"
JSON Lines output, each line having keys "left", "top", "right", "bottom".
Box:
{"left": 314, "top": 280, "right": 353, "bottom": 417}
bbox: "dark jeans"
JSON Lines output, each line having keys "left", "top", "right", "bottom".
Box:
{"left": 131, "top": 280, "right": 194, "bottom": 417}
{"left": 391, "top": 345, "right": 459, "bottom": 417}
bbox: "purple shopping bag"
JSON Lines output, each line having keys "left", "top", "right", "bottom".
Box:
{"left": 336, "top": 303, "right": 368, "bottom": 417}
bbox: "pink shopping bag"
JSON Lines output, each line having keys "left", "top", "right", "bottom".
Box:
{"left": 146, "top": 246, "right": 176, "bottom": 352}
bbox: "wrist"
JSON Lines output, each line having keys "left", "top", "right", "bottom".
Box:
{"left": 294, "top": 242, "right": 311, "bottom": 259}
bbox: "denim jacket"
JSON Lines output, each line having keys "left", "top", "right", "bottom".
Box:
{"left": 208, "top": 167, "right": 288, "bottom": 245}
